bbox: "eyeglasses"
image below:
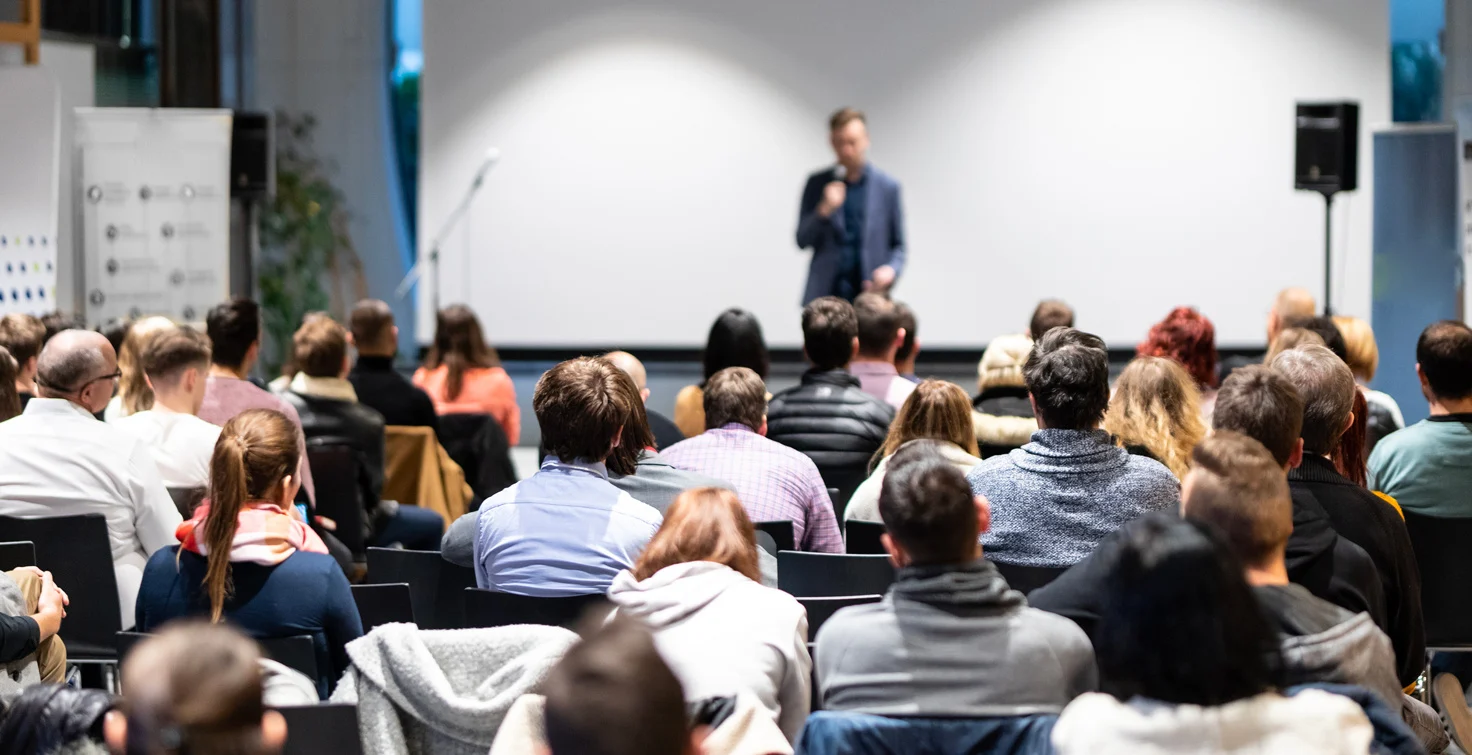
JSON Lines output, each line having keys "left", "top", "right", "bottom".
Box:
{"left": 65, "top": 370, "right": 121, "bottom": 395}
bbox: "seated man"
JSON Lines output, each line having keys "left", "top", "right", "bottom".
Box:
{"left": 346, "top": 299, "right": 438, "bottom": 432}
{"left": 113, "top": 326, "right": 221, "bottom": 492}
{"left": 663, "top": 367, "right": 841, "bottom": 553}
{"left": 0, "top": 567, "right": 68, "bottom": 684}
{"left": 848, "top": 293, "right": 915, "bottom": 408}
{"left": 0, "top": 330, "right": 182, "bottom": 622}
{"left": 0, "top": 313, "right": 45, "bottom": 409}
{"left": 604, "top": 350, "right": 684, "bottom": 452}
{"left": 967, "top": 327, "right": 1178, "bottom": 568}
{"left": 1029, "top": 299, "right": 1074, "bottom": 341}
{"left": 815, "top": 446, "right": 1096, "bottom": 714}
{"left": 474, "top": 357, "right": 661, "bottom": 596}
{"left": 893, "top": 301, "right": 919, "bottom": 383}
{"left": 282, "top": 316, "right": 444, "bottom": 551}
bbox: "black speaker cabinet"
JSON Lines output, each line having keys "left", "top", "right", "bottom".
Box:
{"left": 1295, "top": 102, "right": 1359, "bottom": 194}
{"left": 231, "top": 111, "right": 275, "bottom": 201}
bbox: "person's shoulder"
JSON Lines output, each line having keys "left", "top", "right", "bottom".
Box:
{"left": 969, "top": 453, "right": 1019, "bottom": 480}
{"left": 281, "top": 549, "right": 344, "bottom": 574}
{"left": 1017, "top": 604, "right": 1095, "bottom": 654}
{"left": 814, "top": 596, "right": 893, "bottom": 646}
{"left": 1123, "top": 454, "right": 1181, "bottom": 485}
{"left": 612, "top": 490, "right": 663, "bottom": 526}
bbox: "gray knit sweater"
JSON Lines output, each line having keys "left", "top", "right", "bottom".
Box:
{"left": 967, "top": 429, "right": 1179, "bottom": 567}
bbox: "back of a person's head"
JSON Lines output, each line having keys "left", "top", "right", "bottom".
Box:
{"left": 977, "top": 333, "right": 1033, "bottom": 393}
{"left": 801, "top": 296, "right": 858, "bottom": 371}
{"left": 880, "top": 379, "right": 979, "bottom": 458}
{"left": 428, "top": 304, "right": 499, "bottom": 400}
{"left": 1212, "top": 365, "right": 1305, "bottom": 467}
{"left": 543, "top": 615, "right": 691, "bottom": 755}
{"left": 602, "top": 350, "right": 647, "bottom": 392}
{"left": 0, "top": 313, "right": 46, "bottom": 367}
{"left": 602, "top": 357, "right": 656, "bottom": 477}
{"left": 1282, "top": 314, "right": 1347, "bottom": 361}
{"left": 1263, "top": 326, "right": 1325, "bottom": 364}
{"left": 113, "top": 621, "right": 281, "bottom": 755}
{"left": 894, "top": 301, "right": 918, "bottom": 363}
{"left": 41, "top": 312, "right": 80, "bottom": 345}
{"left": 118, "top": 317, "right": 177, "bottom": 414}
{"left": 702, "top": 366, "right": 766, "bottom": 432}
{"left": 348, "top": 298, "right": 396, "bottom": 355}
{"left": 1023, "top": 327, "right": 1108, "bottom": 430}
{"left": 1102, "top": 356, "right": 1205, "bottom": 477}
{"left": 1273, "top": 288, "right": 1317, "bottom": 325}
{"left": 1417, "top": 320, "right": 1472, "bottom": 402}
{"left": 879, "top": 452, "right": 980, "bottom": 566}
{"left": 1269, "top": 345, "right": 1355, "bottom": 456}
{"left": 535, "top": 357, "right": 635, "bottom": 464}
{"left": 36, "top": 329, "right": 107, "bottom": 400}
{"left": 1182, "top": 432, "right": 1292, "bottom": 571}
{"left": 1137, "top": 307, "right": 1218, "bottom": 389}
{"left": 0, "top": 347, "right": 18, "bottom": 422}
{"left": 1096, "top": 516, "right": 1280, "bottom": 706}
{"left": 1029, "top": 299, "right": 1074, "bottom": 341}
{"left": 853, "top": 293, "right": 901, "bottom": 358}
{"left": 206, "top": 298, "right": 261, "bottom": 369}
{"left": 702, "top": 308, "right": 769, "bottom": 383}
{"left": 142, "top": 326, "right": 211, "bottom": 389}
{"left": 207, "top": 410, "right": 300, "bottom": 621}
{"left": 1332, "top": 316, "right": 1379, "bottom": 383}
{"left": 633, "top": 487, "right": 759, "bottom": 582}
{"left": 289, "top": 315, "right": 347, "bottom": 379}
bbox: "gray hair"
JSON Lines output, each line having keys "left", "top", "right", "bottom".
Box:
{"left": 36, "top": 330, "right": 107, "bottom": 396}
{"left": 1269, "top": 344, "right": 1355, "bottom": 455}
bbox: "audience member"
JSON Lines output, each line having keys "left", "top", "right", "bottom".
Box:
{"left": 413, "top": 304, "right": 519, "bottom": 444}
{"left": 968, "top": 327, "right": 1178, "bottom": 568}
{"left": 1334, "top": 386, "right": 1372, "bottom": 488}
{"left": 766, "top": 296, "right": 894, "bottom": 505}
{"left": 609, "top": 487, "right": 810, "bottom": 741}
{"left": 1270, "top": 288, "right": 1318, "bottom": 342}
{"left": 1051, "top": 516, "right": 1373, "bottom": 754}
{"left": 1101, "top": 356, "right": 1205, "bottom": 477}
{"left": 1273, "top": 345, "right": 1424, "bottom": 686}
{"left": 971, "top": 333, "right": 1037, "bottom": 458}
{"left": 136, "top": 409, "right": 362, "bottom": 693}
{"left": 0, "top": 683, "right": 110, "bottom": 753}
{"left": 39, "top": 312, "right": 78, "bottom": 345}
{"left": 674, "top": 307, "right": 770, "bottom": 438}
{"left": 0, "top": 347, "right": 19, "bottom": 422}
{"left": 282, "top": 316, "right": 444, "bottom": 550}
{"left": 1335, "top": 315, "right": 1404, "bottom": 450}
{"left": 605, "top": 350, "right": 684, "bottom": 451}
{"left": 106, "top": 621, "right": 290, "bottom": 754}
{"left": 0, "top": 313, "right": 44, "bottom": 409}
{"left": 1285, "top": 314, "right": 1349, "bottom": 359}
{"left": 1265, "top": 326, "right": 1326, "bottom": 363}
{"left": 1029, "top": 299, "right": 1074, "bottom": 340}
{"left": 893, "top": 300, "right": 920, "bottom": 382}
{"left": 104, "top": 315, "right": 174, "bottom": 421}
{"left": 663, "top": 367, "right": 841, "bottom": 552}
{"left": 848, "top": 293, "right": 916, "bottom": 408}
{"left": 1137, "top": 306, "right": 1219, "bottom": 419}
{"left": 846, "top": 381, "right": 982, "bottom": 523}
{"left": 817, "top": 452, "right": 1095, "bottom": 715}
{"left": 111, "top": 326, "right": 221, "bottom": 492}
{"left": 346, "top": 298, "right": 438, "bottom": 432}
{"left": 1370, "top": 320, "right": 1472, "bottom": 518}
{"left": 474, "top": 357, "right": 661, "bottom": 596}
{"left": 200, "top": 298, "right": 316, "bottom": 504}
{"left": 0, "top": 329, "right": 180, "bottom": 623}
{"left": 0, "top": 567, "right": 68, "bottom": 683}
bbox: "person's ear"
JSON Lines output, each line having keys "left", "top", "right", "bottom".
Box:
{"left": 340, "top": 353, "right": 351, "bottom": 379}
{"left": 346, "top": 332, "right": 356, "bottom": 348}
{"left": 849, "top": 336, "right": 860, "bottom": 363}
{"left": 1341, "top": 410, "right": 1355, "bottom": 439}
{"left": 144, "top": 374, "right": 155, "bottom": 393}
{"left": 391, "top": 325, "right": 400, "bottom": 343}
{"left": 1287, "top": 438, "right": 1305, "bottom": 470}
{"left": 758, "top": 416, "right": 768, "bottom": 437}
{"left": 23, "top": 356, "right": 36, "bottom": 376}
{"left": 640, "top": 387, "right": 651, "bottom": 403}
{"left": 686, "top": 724, "right": 711, "bottom": 755}
{"left": 975, "top": 494, "right": 992, "bottom": 535}
{"left": 278, "top": 474, "right": 297, "bottom": 507}
{"left": 610, "top": 426, "right": 624, "bottom": 451}
{"left": 103, "top": 710, "right": 126, "bottom": 752}
{"left": 262, "top": 709, "right": 288, "bottom": 751}
{"left": 893, "top": 328, "right": 907, "bottom": 352}
{"left": 881, "top": 533, "right": 909, "bottom": 569}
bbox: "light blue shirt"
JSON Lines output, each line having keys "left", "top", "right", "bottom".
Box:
{"left": 1368, "top": 414, "right": 1472, "bottom": 518}
{"left": 474, "top": 457, "right": 662, "bottom": 597}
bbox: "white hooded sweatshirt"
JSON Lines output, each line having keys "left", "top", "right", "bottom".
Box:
{"left": 608, "top": 561, "right": 812, "bottom": 742}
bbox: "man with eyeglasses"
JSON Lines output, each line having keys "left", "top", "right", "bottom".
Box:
{"left": 0, "top": 329, "right": 181, "bottom": 627}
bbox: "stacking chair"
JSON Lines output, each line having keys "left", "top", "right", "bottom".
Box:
{"left": 259, "top": 635, "right": 319, "bottom": 682}
{"left": 992, "top": 561, "right": 1067, "bottom": 595}
{"left": 844, "top": 521, "right": 886, "bottom": 555}
{"left": 307, "top": 444, "right": 367, "bottom": 559}
{"left": 462, "top": 588, "right": 608, "bottom": 629}
{"left": 0, "top": 540, "right": 36, "bottom": 571}
{"left": 365, "top": 547, "right": 476, "bottom": 630}
{"left": 277, "top": 703, "right": 364, "bottom": 755}
{"left": 777, "top": 552, "right": 895, "bottom": 598}
{"left": 1402, "top": 510, "right": 1472, "bottom": 697}
{"left": 754, "top": 520, "right": 796, "bottom": 554}
{"left": 798, "top": 595, "right": 883, "bottom": 641}
{"left": 350, "top": 583, "right": 416, "bottom": 633}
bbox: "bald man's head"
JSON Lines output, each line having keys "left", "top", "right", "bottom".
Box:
{"left": 602, "top": 351, "right": 650, "bottom": 404}
{"left": 1269, "top": 288, "right": 1317, "bottom": 342}
{"left": 36, "top": 329, "right": 117, "bottom": 413}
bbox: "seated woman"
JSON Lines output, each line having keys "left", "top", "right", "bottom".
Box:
{"left": 1052, "top": 516, "right": 1374, "bottom": 754}
{"left": 972, "top": 334, "right": 1038, "bottom": 458}
{"left": 1137, "top": 306, "right": 1220, "bottom": 422}
{"left": 846, "top": 380, "right": 983, "bottom": 523}
{"left": 607, "top": 487, "right": 810, "bottom": 743}
{"left": 1101, "top": 357, "right": 1205, "bottom": 479}
{"left": 674, "top": 308, "right": 770, "bottom": 438}
{"left": 136, "top": 409, "right": 363, "bottom": 698}
{"left": 413, "top": 304, "right": 520, "bottom": 445}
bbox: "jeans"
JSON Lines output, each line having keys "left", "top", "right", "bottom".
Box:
{"left": 370, "top": 505, "right": 445, "bottom": 551}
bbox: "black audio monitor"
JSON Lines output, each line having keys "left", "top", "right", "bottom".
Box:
{"left": 231, "top": 111, "right": 275, "bottom": 201}
{"left": 1295, "top": 102, "right": 1359, "bottom": 194}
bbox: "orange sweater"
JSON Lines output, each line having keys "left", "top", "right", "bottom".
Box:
{"left": 412, "top": 364, "right": 521, "bottom": 445}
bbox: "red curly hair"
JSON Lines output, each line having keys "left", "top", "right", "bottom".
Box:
{"left": 1137, "top": 307, "right": 1219, "bottom": 389}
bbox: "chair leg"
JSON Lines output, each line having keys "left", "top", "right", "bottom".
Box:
{"left": 1424, "top": 654, "right": 1434, "bottom": 705}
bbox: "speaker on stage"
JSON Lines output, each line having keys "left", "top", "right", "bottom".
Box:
{"left": 1295, "top": 102, "right": 1358, "bottom": 194}
{"left": 231, "top": 111, "right": 274, "bottom": 201}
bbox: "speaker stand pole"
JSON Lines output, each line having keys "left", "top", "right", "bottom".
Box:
{"left": 1321, "top": 189, "right": 1336, "bottom": 317}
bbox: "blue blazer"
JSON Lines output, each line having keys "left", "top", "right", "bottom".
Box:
{"left": 795, "top": 165, "right": 907, "bottom": 305}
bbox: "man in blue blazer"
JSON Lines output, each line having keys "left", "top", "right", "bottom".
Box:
{"left": 796, "top": 108, "right": 908, "bottom": 304}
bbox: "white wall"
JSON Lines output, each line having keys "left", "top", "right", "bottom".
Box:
{"left": 422, "top": 0, "right": 1389, "bottom": 348}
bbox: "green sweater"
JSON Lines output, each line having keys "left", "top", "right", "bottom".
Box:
{"left": 1368, "top": 414, "right": 1472, "bottom": 518}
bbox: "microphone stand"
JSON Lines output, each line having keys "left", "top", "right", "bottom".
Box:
{"left": 396, "top": 167, "right": 491, "bottom": 315}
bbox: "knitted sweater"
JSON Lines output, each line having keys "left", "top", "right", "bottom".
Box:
{"left": 966, "top": 429, "right": 1180, "bottom": 567}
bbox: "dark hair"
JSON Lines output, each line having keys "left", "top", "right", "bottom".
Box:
{"left": 142, "top": 326, "right": 212, "bottom": 383}
{"left": 100, "top": 318, "right": 130, "bottom": 358}
{"left": 424, "top": 304, "right": 499, "bottom": 401}
{"left": 894, "top": 302, "right": 918, "bottom": 362}
{"left": 853, "top": 293, "right": 900, "bottom": 358}
{"left": 1029, "top": 300, "right": 1074, "bottom": 341}
{"left": 40, "top": 312, "right": 80, "bottom": 345}
{"left": 1334, "top": 389, "right": 1369, "bottom": 486}
{"left": 543, "top": 615, "right": 689, "bottom": 755}
{"left": 349, "top": 299, "right": 395, "bottom": 353}
{"left": 1212, "top": 366, "right": 1304, "bottom": 467}
{"left": 1283, "top": 314, "right": 1347, "bottom": 362}
{"left": 1137, "top": 306, "right": 1219, "bottom": 389}
{"left": 879, "top": 451, "right": 979, "bottom": 565}
{"left": 0, "top": 347, "right": 19, "bottom": 422}
{"left": 291, "top": 316, "right": 347, "bottom": 378}
{"left": 703, "top": 367, "right": 766, "bottom": 431}
{"left": 1095, "top": 516, "right": 1281, "bottom": 705}
{"left": 120, "top": 621, "right": 268, "bottom": 755}
{"left": 829, "top": 107, "right": 866, "bottom": 132}
{"left": 1183, "top": 432, "right": 1293, "bottom": 569}
{"left": 701, "top": 308, "right": 769, "bottom": 384}
{"left": 535, "top": 357, "right": 636, "bottom": 464}
{"left": 1417, "top": 320, "right": 1472, "bottom": 400}
{"left": 604, "top": 365, "right": 656, "bottom": 476}
{"left": 206, "top": 298, "right": 262, "bottom": 369}
{"left": 802, "top": 296, "right": 858, "bottom": 371}
{"left": 1270, "top": 345, "right": 1355, "bottom": 456}
{"left": 0, "top": 314, "right": 45, "bottom": 366}
{"left": 1023, "top": 327, "right": 1109, "bottom": 430}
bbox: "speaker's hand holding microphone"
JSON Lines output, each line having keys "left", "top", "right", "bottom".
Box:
{"left": 818, "top": 164, "right": 847, "bottom": 218}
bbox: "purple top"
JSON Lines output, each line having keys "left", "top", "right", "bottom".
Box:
{"left": 198, "top": 376, "right": 316, "bottom": 504}
{"left": 848, "top": 361, "right": 916, "bottom": 409}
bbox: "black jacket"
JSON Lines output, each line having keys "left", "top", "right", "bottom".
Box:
{"left": 766, "top": 368, "right": 894, "bottom": 509}
{"left": 282, "top": 389, "right": 387, "bottom": 521}
{"left": 972, "top": 385, "right": 1034, "bottom": 459}
{"left": 348, "top": 356, "right": 439, "bottom": 433}
{"left": 1289, "top": 456, "right": 1425, "bottom": 687}
{"left": 0, "top": 613, "right": 38, "bottom": 664}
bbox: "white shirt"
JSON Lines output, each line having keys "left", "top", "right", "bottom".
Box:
{"left": 111, "top": 408, "right": 222, "bottom": 489}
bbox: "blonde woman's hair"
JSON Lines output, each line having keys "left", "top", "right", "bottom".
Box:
{"left": 1102, "top": 357, "right": 1206, "bottom": 478}
{"left": 117, "top": 316, "right": 177, "bottom": 415}
{"left": 1333, "top": 315, "right": 1379, "bottom": 382}
{"left": 1264, "top": 327, "right": 1325, "bottom": 365}
{"left": 877, "top": 380, "right": 980, "bottom": 466}
{"left": 977, "top": 334, "right": 1033, "bottom": 393}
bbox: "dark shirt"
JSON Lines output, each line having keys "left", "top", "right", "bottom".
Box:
{"left": 348, "top": 356, "right": 439, "bottom": 434}
{"left": 17, "top": 392, "right": 31, "bottom": 411}
{"left": 835, "top": 170, "right": 868, "bottom": 301}
{"left": 1255, "top": 583, "right": 1353, "bottom": 638}
{"left": 0, "top": 613, "right": 38, "bottom": 663}
{"left": 645, "top": 408, "right": 686, "bottom": 452}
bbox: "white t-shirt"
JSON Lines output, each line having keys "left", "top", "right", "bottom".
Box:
{"left": 112, "top": 409, "right": 223, "bottom": 490}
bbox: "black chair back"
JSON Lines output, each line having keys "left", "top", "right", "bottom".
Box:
{"left": 754, "top": 521, "right": 795, "bottom": 554}
{"left": 844, "top": 521, "right": 886, "bottom": 555}
{"left": 777, "top": 552, "right": 896, "bottom": 598}
{"left": 165, "top": 486, "right": 207, "bottom": 518}
{"left": 366, "top": 548, "right": 477, "bottom": 630}
{"left": 993, "top": 561, "right": 1068, "bottom": 595}
{"left": 260, "top": 635, "right": 319, "bottom": 682}
{"left": 307, "top": 444, "right": 367, "bottom": 559}
{"left": 818, "top": 469, "right": 866, "bottom": 522}
{"left": 351, "top": 583, "right": 416, "bottom": 633}
{"left": 1403, "top": 511, "right": 1472, "bottom": 647}
{"left": 798, "top": 595, "right": 883, "bottom": 641}
{"left": 277, "top": 704, "right": 364, "bottom": 755}
{"left": 463, "top": 588, "right": 609, "bottom": 629}
{"left": 439, "top": 413, "right": 518, "bottom": 506}
{"left": 0, "top": 514, "right": 121, "bottom": 658}
{"left": 116, "top": 630, "right": 148, "bottom": 665}
{"left": 0, "top": 541, "right": 36, "bottom": 571}
{"left": 755, "top": 531, "right": 779, "bottom": 557}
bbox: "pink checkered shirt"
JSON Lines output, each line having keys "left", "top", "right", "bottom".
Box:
{"left": 661, "top": 423, "right": 842, "bottom": 553}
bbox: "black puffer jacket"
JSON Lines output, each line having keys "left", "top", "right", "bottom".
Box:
{"left": 766, "top": 369, "right": 894, "bottom": 512}
{"left": 282, "top": 389, "right": 388, "bottom": 533}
